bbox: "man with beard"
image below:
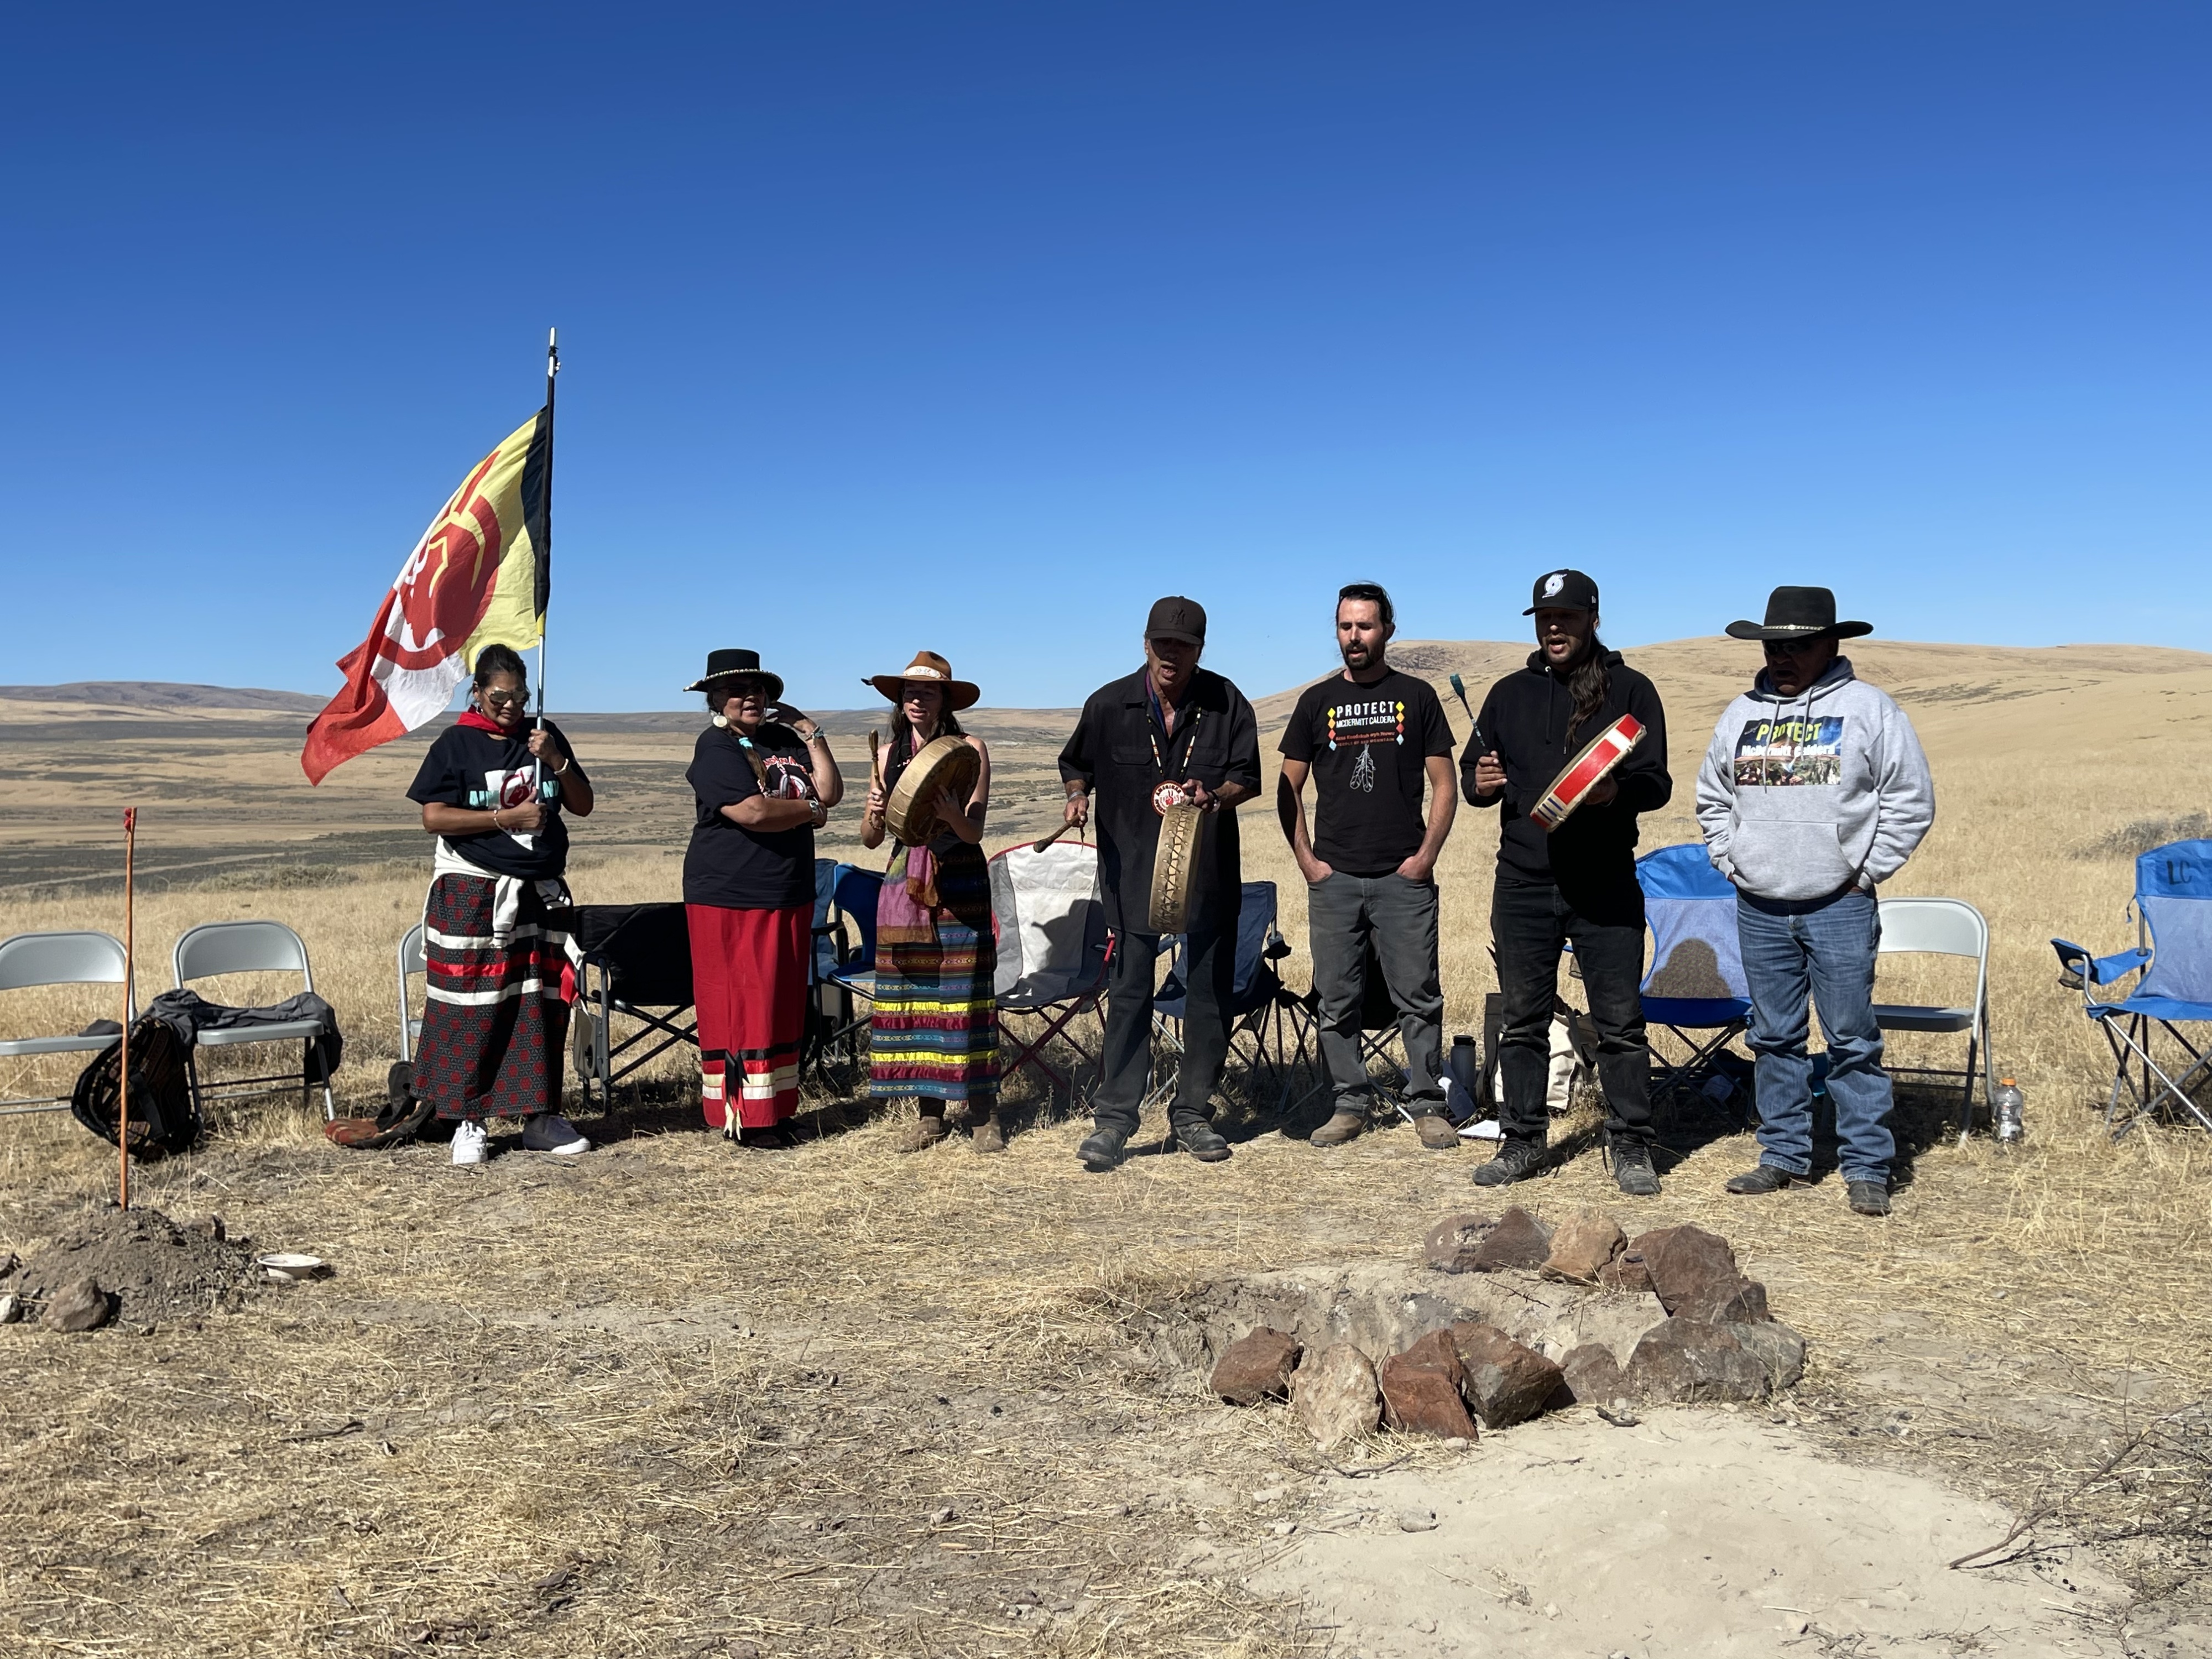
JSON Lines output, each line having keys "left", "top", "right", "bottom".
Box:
{"left": 1058, "top": 596, "right": 1262, "bottom": 1172}
{"left": 1278, "top": 583, "right": 1458, "bottom": 1149}
{"left": 1463, "top": 570, "right": 1671, "bottom": 1196}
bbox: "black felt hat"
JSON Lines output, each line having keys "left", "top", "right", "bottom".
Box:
{"left": 685, "top": 647, "right": 785, "bottom": 699}
{"left": 1725, "top": 587, "right": 1874, "bottom": 642}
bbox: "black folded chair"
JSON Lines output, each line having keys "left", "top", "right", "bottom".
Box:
{"left": 570, "top": 903, "right": 696, "bottom": 1112}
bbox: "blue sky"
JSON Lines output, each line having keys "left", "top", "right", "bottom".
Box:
{"left": 2, "top": 4, "right": 2205, "bottom": 713}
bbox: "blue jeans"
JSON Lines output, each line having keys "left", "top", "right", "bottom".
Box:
{"left": 1736, "top": 887, "right": 1895, "bottom": 1183}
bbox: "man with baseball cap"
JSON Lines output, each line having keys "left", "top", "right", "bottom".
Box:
{"left": 1058, "top": 596, "right": 1262, "bottom": 1172}
{"left": 1462, "top": 570, "right": 1672, "bottom": 1195}
{"left": 1695, "top": 586, "right": 1934, "bottom": 1217}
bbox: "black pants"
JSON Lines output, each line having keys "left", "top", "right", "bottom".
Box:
{"left": 1092, "top": 924, "right": 1232, "bottom": 1133}
{"left": 1491, "top": 876, "right": 1653, "bottom": 1146}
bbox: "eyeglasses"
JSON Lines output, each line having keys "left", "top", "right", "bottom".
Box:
{"left": 1761, "top": 639, "right": 1828, "bottom": 658}
{"left": 481, "top": 689, "right": 527, "bottom": 708}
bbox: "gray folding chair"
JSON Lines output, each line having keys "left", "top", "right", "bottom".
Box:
{"left": 0, "top": 931, "right": 135, "bottom": 1116}
{"left": 171, "top": 921, "right": 337, "bottom": 1120}
{"left": 1873, "top": 896, "right": 1993, "bottom": 1140}
{"left": 397, "top": 924, "right": 425, "bottom": 1063}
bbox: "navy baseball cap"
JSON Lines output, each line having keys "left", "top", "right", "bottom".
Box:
{"left": 1524, "top": 569, "right": 1599, "bottom": 614}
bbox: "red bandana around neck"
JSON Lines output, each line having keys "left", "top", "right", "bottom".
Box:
{"left": 456, "top": 709, "right": 509, "bottom": 734}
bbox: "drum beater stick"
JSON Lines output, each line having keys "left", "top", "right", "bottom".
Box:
{"left": 118, "top": 807, "right": 135, "bottom": 1211}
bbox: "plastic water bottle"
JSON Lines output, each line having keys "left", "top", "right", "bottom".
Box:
{"left": 1993, "top": 1078, "right": 2026, "bottom": 1146}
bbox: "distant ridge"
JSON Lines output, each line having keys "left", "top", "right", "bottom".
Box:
{"left": 0, "top": 682, "right": 326, "bottom": 714}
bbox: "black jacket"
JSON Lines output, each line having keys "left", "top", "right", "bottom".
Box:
{"left": 1058, "top": 666, "right": 1262, "bottom": 935}
{"left": 1460, "top": 650, "right": 1671, "bottom": 899}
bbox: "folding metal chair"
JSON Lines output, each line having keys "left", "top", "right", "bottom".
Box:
{"left": 0, "top": 930, "right": 135, "bottom": 1116}
{"left": 1152, "top": 882, "right": 1318, "bottom": 1119}
{"left": 171, "top": 921, "right": 337, "bottom": 1119}
{"left": 988, "top": 839, "right": 1112, "bottom": 1097}
{"left": 806, "top": 859, "right": 883, "bottom": 1094}
{"left": 2053, "top": 838, "right": 2212, "bottom": 1138}
{"left": 1873, "top": 896, "right": 1994, "bottom": 1139}
{"left": 570, "top": 903, "right": 697, "bottom": 1112}
{"left": 1636, "top": 842, "right": 1752, "bottom": 1117}
{"left": 397, "top": 924, "right": 425, "bottom": 1064}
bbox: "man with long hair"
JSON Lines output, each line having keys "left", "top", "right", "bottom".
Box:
{"left": 1462, "top": 570, "right": 1671, "bottom": 1194}
{"left": 1278, "top": 582, "right": 1458, "bottom": 1148}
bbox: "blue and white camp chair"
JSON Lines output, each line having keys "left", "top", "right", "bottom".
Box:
{"left": 1636, "top": 842, "right": 1752, "bottom": 1117}
{"left": 807, "top": 859, "right": 883, "bottom": 1093}
{"left": 2052, "top": 838, "right": 2212, "bottom": 1138}
{"left": 1151, "top": 881, "right": 1317, "bottom": 1120}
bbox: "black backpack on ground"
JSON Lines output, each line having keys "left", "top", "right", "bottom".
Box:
{"left": 70, "top": 1015, "right": 201, "bottom": 1160}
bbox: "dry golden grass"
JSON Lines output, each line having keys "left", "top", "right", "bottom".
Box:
{"left": 2, "top": 638, "right": 2210, "bottom": 1655}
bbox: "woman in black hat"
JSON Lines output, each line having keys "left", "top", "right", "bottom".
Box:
{"left": 682, "top": 649, "right": 844, "bottom": 1147}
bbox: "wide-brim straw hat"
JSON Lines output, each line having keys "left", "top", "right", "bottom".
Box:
{"left": 865, "top": 650, "right": 979, "bottom": 712}
{"left": 685, "top": 646, "right": 785, "bottom": 699}
{"left": 1725, "top": 586, "right": 1873, "bottom": 643}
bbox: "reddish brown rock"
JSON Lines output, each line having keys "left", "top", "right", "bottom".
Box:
{"left": 1379, "top": 1330, "right": 1478, "bottom": 1438}
{"left": 1724, "top": 1319, "right": 1808, "bottom": 1389}
{"left": 1598, "top": 1251, "right": 1653, "bottom": 1293}
{"left": 1559, "top": 1343, "right": 1630, "bottom": 1406}
{"left": 1629, "top": 1319, "right": 1771, "bottom": 1403}
{"left": 1448, "top": 1322, "right": 1566, "bottom": 1427}
{"left": 1209, "top": 1327, "right": 1301, "bottom": 1405}
{"left": 1712, "top": 1279, "right": 1773, "bottom": 1325}
{"left": 1422, "top": 1213, "right": 1496, "bottom": 1274}
{"left": 1292, "top": 1343, "right": 1382, "bottom": 1448}
{"left": 1540, "top": 1212, "right": 1626, "bottom": 1284}
{"left": 1468, "top": 1206, "right": 1552, "bottom": 1272}
{"left": 1638, "top": 1224, "right": 1771, "bottom": 1324}
{"left": 40, "top": 1276, "right": 113, "bottom": 1334}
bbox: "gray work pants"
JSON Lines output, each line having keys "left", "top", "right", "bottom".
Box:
{"left": 1307, "top": 872, "right": 1446, "bottom": 1113}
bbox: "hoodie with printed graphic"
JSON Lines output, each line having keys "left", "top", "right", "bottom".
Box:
{"left": 1694, "top": 656, "right": 1934, "bottom": 902}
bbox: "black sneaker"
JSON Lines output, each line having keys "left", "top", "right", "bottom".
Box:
{"left": 1846, "top": 1178, "right": 1892, "bottom": 1217}
{"left": 1725, "top": 1163, "right": 1804, "bottom": 1195}
{"left": 1472, "top": 1137, "right": 1545, "bottom": 1188}
{"left": 1078, "top": 1125, "right": 1129, "bottom": 1172}
{"left": 522, "top": 1113, "right": 589, "bottom": 1156}
{"left": 1611, "top": 1140, "right": 1661, "bottom": 1197}
{"left": 1172, "top": 1116, "right": 1232, "bottom": 1164}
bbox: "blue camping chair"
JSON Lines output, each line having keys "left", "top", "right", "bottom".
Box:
{"left": 1151, "top": 882, "right": 1317, "bottom": 1119}
{"left": 1636, "top": 842, "right": 1754, "bottom": 1118}
{"left": 2052, "top": 839, "right": 2212, "bottom": 1138}
{"left": 807, "top": 860, "right": 884, "bottom": 1093}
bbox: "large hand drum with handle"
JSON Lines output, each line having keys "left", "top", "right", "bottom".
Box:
{"left": 1531, "top": 713, "right": 1645, "bottom": 831}
{"left": 1147, "top": 801, "right": 1204, "bottom": 932}
{"left": 884, "top": 735, "right": 980, "bottom": 844}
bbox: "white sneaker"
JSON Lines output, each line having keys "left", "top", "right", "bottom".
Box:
{"left": 450, "top": 1120, "right": 489, "bottom": 1165}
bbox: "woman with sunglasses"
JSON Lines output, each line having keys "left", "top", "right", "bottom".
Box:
{"left": 857, "top": 651, "right": 1000, "bottom": 1153}
{"left": 684, "top": 648, "right": 844, "bottom": 1147}
{"left": 405, "top": 643, "right": 596, "bottom": 1166}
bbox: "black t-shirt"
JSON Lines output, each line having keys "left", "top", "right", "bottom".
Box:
{"left": 406, "top": 718, "right": 586, "bottom": 881}
{"left": 1279, "top": 670, "right": 1455, "bottom": 875}
{"left": 683, "top": 723, "right": 818, "bottom": 910}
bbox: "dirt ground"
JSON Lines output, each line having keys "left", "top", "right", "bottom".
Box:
{"left": 3, "top": 641, "right": 2211, "bottom": 1657}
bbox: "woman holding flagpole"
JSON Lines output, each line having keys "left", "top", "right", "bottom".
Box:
{"left": 684, "top": 649, "right": 845, "bottom": 1147}
{"left": 857, "top": 651, "right": 1002, "bottom": 1153}
{"left": 406, "top": 643, "right": 596, "bottom": 1166}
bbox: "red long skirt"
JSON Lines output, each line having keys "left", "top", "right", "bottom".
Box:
{"left": 687, "top": 902, "right": 808, "bottom": 1130}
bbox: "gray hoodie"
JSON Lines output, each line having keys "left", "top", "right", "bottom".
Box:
{"left": 1694, "top": 656, "right": 1934, "bottom": 902}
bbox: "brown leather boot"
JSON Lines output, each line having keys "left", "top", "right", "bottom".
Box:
{"left": 969, "top": 1113, "right": 1006, "bottom": 1154}
{"left": 1413, "top": 1111, "right": 1460, "bottom": 1150}
{"left": 896, "top": 1109, "right": 949, "bottom": 1153}
{"left": 1310, "top": 1108, "right": 1365, "bottom": 1147}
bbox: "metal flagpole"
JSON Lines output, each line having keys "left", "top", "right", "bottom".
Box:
{"left": 537, "top": 327, "right": 559, "bottom": 738}
{"left": 118, "top": 807, "right": 135, "bottom": 1210}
